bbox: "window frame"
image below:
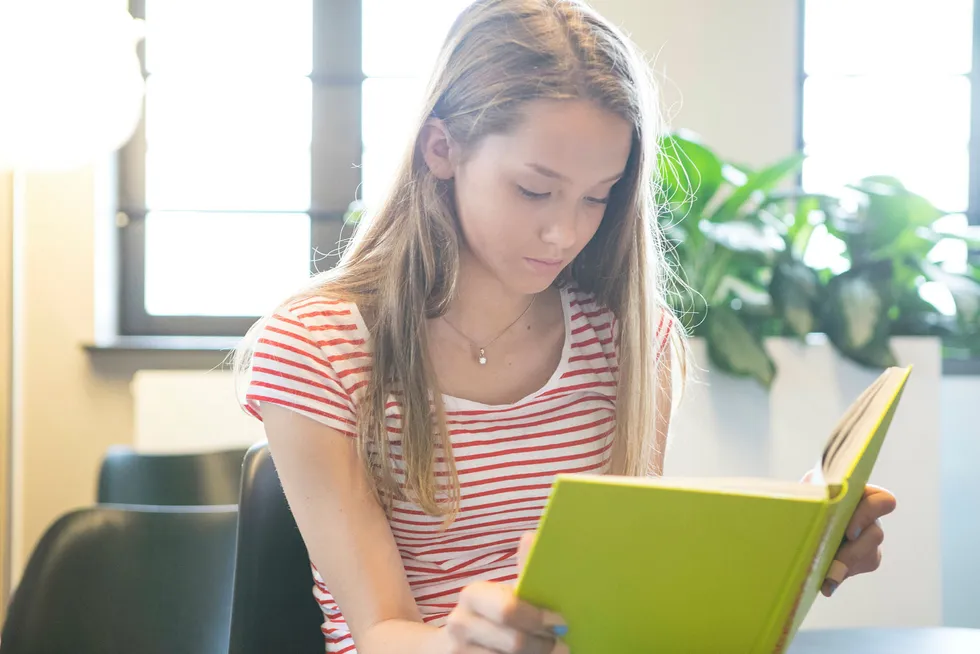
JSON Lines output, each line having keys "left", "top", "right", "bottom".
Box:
{"left": 122, "top": 1, "right": 979, "bottom": 337}
{"left": 969, "top": 0, "right": 980, "bottom": 224}
{"left": 116, "top": 0, "right": 363, "bottom": 337}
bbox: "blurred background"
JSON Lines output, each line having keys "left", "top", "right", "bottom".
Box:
{"left": 0, "top": 0, "right": 978, "bottom": 642}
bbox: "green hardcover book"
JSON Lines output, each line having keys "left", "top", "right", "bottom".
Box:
{"left": 515, "top": 365, "right": 912, "bottom": 654}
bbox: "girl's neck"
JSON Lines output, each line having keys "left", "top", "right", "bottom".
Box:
{"left": 447, "top": 250, "right": 542, "bottom": 341}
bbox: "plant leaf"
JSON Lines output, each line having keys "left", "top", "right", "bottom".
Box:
{"left": 711, "top": 152, "right": 806, "bottom": 223}
{"left": 891, "top": 285, "right": 957, "bottom": 337}
{"left": 921, "top": 262, "right": 980, "bottom": 328}
{"left": 699, "top": 219, "right": 785, "bottom": 261}
{"left": 788, "top": 195, "right": 822, "bottom": 258}
{"left": 846, "top": 176, "right": 946, "bottom": 251}
{"left": 344, "top": 199, "right": 365, "bottom": 224}
{"left": 854, "top": 176, "right": 944, "bottom": 228}
{"left": 657, "top": 133, "right": 724, "bottom": 217}
{"left": 875, "top": 226, "right": 941, "bottom": 261}
{"left": 716, "top": 275, "right": 772, "bottom": 310}
{"left": 770, "top": 257, "right": 821, "bottom": 338}
{"left": 706, "top": 304, "right": 776, "bottom": 388}
{"left": 698, "top": 248, "right": 733, "bottom": 304}
{"left": 821, "top": 261, "right": 898, "bottom": 368}
{"left": 923, "top": 224, "right": 980, "bottom": 250}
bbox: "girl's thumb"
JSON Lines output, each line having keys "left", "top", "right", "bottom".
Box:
{"left": 517, "top": 531, "right": 536, "bottom": 572}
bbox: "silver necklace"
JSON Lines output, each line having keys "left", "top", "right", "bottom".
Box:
{"left": 441, "top": 295, "right": 537, "bottom": 365}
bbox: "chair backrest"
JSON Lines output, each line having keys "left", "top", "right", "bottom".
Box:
{"left": 97, "top": 446, "right": 248, "bottom": 506}
{"left": 0, "top": 505, "right": 238, "bottom": 654}
{"left": 228, "top": 442, "right": 324, "bottom": 654}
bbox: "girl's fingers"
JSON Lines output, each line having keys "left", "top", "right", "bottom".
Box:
{"left": 446, "top": 606, "right": 557, "bottom": 654}
{"left": 459, "top": 581, "right": 566, "bottom": 635}
{"left": 822, "top": 520, "right": 886, "bottom": 596}
{"left": 837, "top": 520, "right": 885, "bottom": 575}
{"left": 845, "top": 487, "right": 895, "bottom": 542}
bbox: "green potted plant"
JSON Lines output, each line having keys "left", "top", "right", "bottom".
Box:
{"left": 657, "top": 131, "right": 980, "bottom": 388}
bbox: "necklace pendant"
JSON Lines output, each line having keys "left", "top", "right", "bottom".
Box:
{"left": 478, "top": 348, "right": 487, "bottom": 365}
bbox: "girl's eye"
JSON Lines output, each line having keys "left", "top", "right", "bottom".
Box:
{"left": 586, "top": 196, "right": 609, "bottom": 205}
{"left": 518, "top": 186, "right": 551, "bottom": 200}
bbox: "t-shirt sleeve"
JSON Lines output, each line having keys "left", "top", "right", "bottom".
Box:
{"left": 243, "top": 303, "right": 361, "bottom": 437}
{"left": 609, "top": 305, "right": 674, "bottom": 368}
{"left": 654, "top": 305, "right": 674, "bottom": 363}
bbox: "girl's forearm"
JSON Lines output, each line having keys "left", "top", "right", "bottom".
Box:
{"left": 357, "top": 618, "right": 449, "bottom": 654}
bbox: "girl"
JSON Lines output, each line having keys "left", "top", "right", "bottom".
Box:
{"left": 237, "top": 1, "right": 896, "bottom": 652}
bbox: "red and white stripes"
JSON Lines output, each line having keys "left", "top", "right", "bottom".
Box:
{"left": 245, "top": 286, "right": 670, "bottom": 653}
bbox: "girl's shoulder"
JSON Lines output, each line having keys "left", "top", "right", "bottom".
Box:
{"left": 271, "top": 292, "right": 373, "bottom": 373}
{"left": 562, "top": 285, "right": 673, "bottom": 362}
{"left": 564, "top": 284, "right": 618, "bottom": 346}
{"left": 564, "top": 285, "right": 616, "bottom": 325}
{"left": 264, "top": 294, "right": 372, "bottom": 368}
{"left": 242, "top": 294, "right": 372, "bottom": 435}
{"left": 562, "top": 285, "right": 618, "bottom": 365}
{"left": 276, "top": 294, "right": 368, "bottom": 339}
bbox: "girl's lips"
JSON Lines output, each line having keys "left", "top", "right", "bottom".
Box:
{"left": 524, "top": 257, "right": 564, "bottom": 272}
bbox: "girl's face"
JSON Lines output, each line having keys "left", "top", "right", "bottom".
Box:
{"left": 424, "top": 99, "right": 633, "bottom": 295}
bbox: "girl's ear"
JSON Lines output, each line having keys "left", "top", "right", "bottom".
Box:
{"left": 419, "top": 118, "right": 457, "bottom": 180}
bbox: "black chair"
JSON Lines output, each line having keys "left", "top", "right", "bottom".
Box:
{"left": 97, "top": 446, "right": 248, "bottom": 506}
{"left": 228, "top": 442, "right": 324, "bottom": 654}
{"left": 0, "top": 505, "right": 238, "bottom": 654}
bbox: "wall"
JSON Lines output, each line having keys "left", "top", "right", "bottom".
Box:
{"left": 591, "top": 0, "right": 801, "bottom": 167}
{"left": 132, "top": 370, "right": 264, "bottom": 454}
{"left": 7, "top": 170, "right": 245, "bottom": 592}
{"left": 12, "top": 167, "right": 135, "bottom": 582}
{"left": 942, "top": 376, "right": 980, "bottom": 628}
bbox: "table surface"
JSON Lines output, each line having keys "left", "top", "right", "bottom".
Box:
{"left": 788, "top": 627, "right": 980, "bottom": 653}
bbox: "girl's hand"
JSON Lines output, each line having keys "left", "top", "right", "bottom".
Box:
{"left": 822, "top": 484, "right": 897, "bottom": 597}
{"left": 443, "top": 532, "right": 567, "bottom": 653}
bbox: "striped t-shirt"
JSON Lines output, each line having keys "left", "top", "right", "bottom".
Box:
{"left": 244, "top": 284, "right": 672, "bottom": 653}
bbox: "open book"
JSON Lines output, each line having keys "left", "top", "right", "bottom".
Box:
{"left": 514, "top": 365, "right": 912, "bottom": 654}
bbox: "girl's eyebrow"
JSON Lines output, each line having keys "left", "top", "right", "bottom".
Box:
{"left": 526, "top": 162, "right": 624, "bottom": 184}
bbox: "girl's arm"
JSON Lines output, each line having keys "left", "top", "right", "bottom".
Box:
{"left": 261, "top": 403, "right": 437, "bottom": 652}
{"left": 261, "top": 403, "right": 563, "bottom": 654}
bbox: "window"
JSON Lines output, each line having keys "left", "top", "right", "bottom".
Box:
{"left": 118, "top": 0, "right": 360, "bottom": 336}
{"left": 117, "top": 0, "right": 473, "bottom": 337}
{"left": 118, "top": 0, "right": 469, "bottom": 335}
{"left": 800, "top": 0, "right": 976, "bottom": 224}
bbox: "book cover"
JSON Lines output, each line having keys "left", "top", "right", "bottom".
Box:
{"left": 515, "top": 366, "right": 911, "bottom": 654}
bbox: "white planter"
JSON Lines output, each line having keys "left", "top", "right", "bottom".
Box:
{"left": 665, "top": 335, "right": 943, "bottom": 630}
{"left": 940, "top": 373, "right": 980, "bottom": 628}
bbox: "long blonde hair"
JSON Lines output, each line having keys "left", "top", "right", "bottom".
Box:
{"left": 236, "top": 0, "right": 685, "bottom": 517}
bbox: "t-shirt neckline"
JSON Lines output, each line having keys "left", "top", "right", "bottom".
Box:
{"left": 346, "top": 286, "right": 573, "bottom": 412}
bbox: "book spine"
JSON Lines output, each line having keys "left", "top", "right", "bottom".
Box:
{"left": 754, "top": 504, "right": 831, "bottom": 653}
{"left": 771, "top": 534, "right": 824, "bottom": 653}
